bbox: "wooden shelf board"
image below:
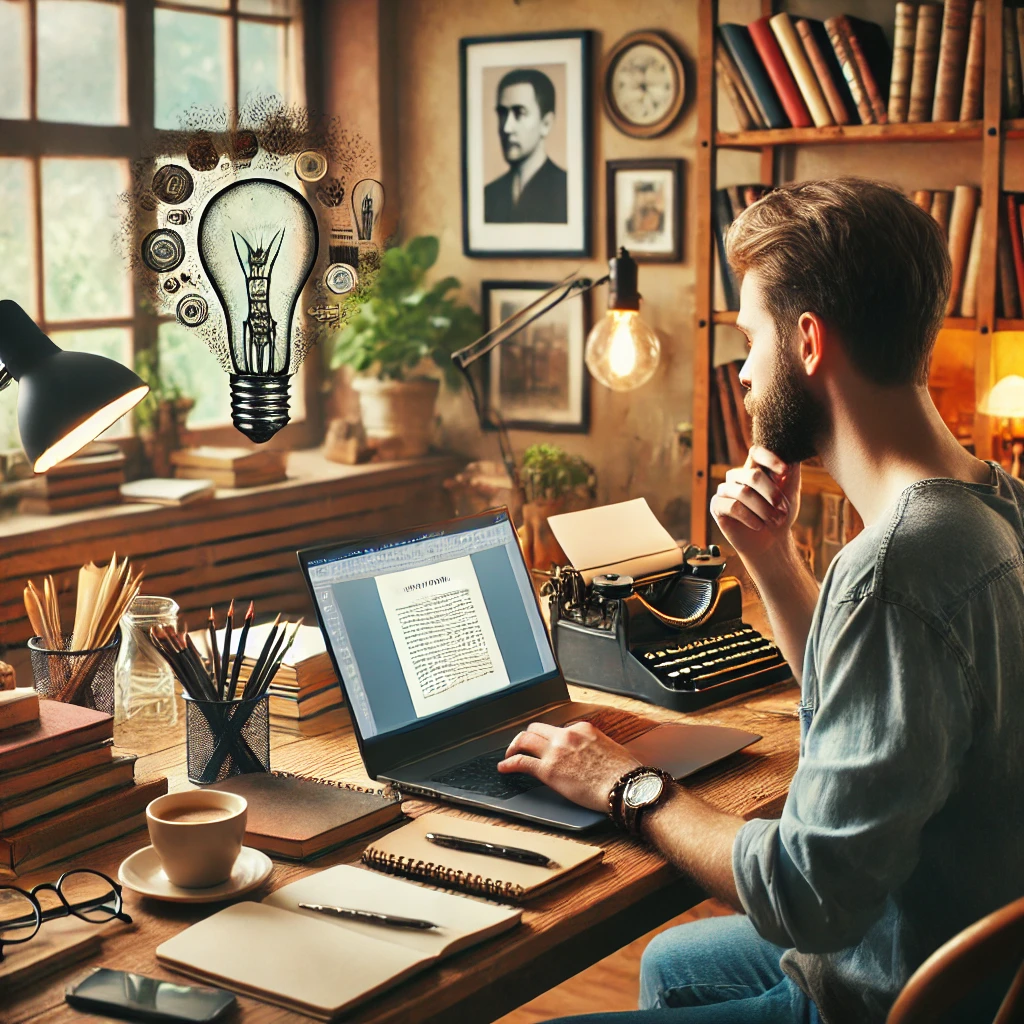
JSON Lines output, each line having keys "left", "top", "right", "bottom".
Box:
{"left": 995, "top": 319, "right": 1024, "bottom": 331}
{"left": 716, "top": 121, "right": 983, "bottom": 149}
{"left": 713, "top": 311, "right": 738, "bottom": 325}
{"left": 1004, "top": 118, "right": 1024, "bottom": 139}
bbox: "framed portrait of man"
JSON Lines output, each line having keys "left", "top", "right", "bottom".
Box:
{"left": 461, "top": 31, "right": 592, "bottom": 258}
{"left": 606, "top": 159, "right": 684, "bottom": 262}
{"left": 480, "top": 280, "right": 590, "bottom": 432}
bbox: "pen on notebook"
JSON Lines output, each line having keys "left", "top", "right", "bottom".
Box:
{"left": 425, "top": 832, "right": 557, "bottom": 869}
{"left": 298, "top": 903, "right": 438, "bottom": 930}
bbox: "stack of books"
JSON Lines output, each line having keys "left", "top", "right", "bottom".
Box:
{"left": 171, "top": 447, "right": 287, "bottom": 489}
{"left": 717, "top": 3, "right": 985, "bottom": 131}
{"left": 16, "top": 445, "right": 125, "bottom": 515}
{"left": 0, "top": 700, "right": 166, "bottom": 876}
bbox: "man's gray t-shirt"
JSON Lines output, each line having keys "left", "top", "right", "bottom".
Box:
{"left": 733, "top": 464, "right": 1024, "bottom": 1024}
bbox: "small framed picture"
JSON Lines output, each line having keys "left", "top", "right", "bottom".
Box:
{"left": 480, "top": 280, "right": 590, "bottom": 433}
{"left": 461, "top": 31, "right": 592, "bottom": 258}
{"left": 606, "top": 158, "right": 684, "bottom": 262}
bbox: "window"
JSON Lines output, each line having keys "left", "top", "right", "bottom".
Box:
{"left": 0, "top": 0, "right": 305, "bottom": 455}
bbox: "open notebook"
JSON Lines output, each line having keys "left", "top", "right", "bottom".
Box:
{"left": 156, "top": 865, "right": 520, "bottom": 1020}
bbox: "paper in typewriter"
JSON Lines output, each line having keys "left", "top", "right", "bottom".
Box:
{"left": 548, "top": 498, "right": 683, "bottom": 584}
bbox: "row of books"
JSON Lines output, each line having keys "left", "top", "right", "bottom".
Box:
{"left": 712, "top": 184, "right": 770, "bottom": 311}
{"left": 709, "top": 361, "right": 753, "bottom": 469}
{"left": 0, "top": 700, "right": 166, "bottom": 876}
{"left": 717, "top": 2, "right": 986, "bottom": 131}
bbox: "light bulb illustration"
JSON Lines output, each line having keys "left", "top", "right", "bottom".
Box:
{"left": 198, "top": 178, "right": 318, "bottom": 442}
{"left": 352, "top": 178, "right": 384, "bottom": 241}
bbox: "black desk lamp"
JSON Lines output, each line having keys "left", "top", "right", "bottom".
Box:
{"left": 0, "top": 300, "right": 150, "bottom": 473}
{"left": 451, "top": 248, "right": 660, "bottom": 492}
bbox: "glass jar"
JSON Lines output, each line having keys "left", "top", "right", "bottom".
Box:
{"left": 115, "top": 596, "right": 180, "bottom": 730}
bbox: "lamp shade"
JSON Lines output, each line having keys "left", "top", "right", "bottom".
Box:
{"left": 978, "top": 374, "right": 1024, "bottom": 419}
{"left": 0, "top": 300, "right": 149, "bottom": 473}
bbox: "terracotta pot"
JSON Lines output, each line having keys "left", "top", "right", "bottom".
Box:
{"left": 352, "top": 377, "right": 440, "bottom": 459}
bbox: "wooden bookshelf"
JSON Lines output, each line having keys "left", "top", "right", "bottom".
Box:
{"left": 693, "top": 0, "right": 1010, "bottom": 549}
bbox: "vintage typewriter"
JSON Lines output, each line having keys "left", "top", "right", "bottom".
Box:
{"left": 545, "top": 544, "right": 792, "bottom": 712}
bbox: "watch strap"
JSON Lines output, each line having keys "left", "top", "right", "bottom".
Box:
{"left": 623, "top": 768, "right": 674, "bottom": 837}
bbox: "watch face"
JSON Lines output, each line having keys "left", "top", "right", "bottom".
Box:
{"left": 612, "top": 43, "right": 677, "bottom": 126}
{"left": 623, "top": 773, "right": 665, "bottom": 808}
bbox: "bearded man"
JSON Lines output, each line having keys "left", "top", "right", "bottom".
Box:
{"left": 498, "top": 178, "right": 1024, "bottom": 1023}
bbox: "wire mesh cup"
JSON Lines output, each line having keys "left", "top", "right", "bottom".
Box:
{"left": 184, "top": 694, "right": 270, "bottom": 785}
{"left": 29, "top": 629, "right": 120, "bottom": 715}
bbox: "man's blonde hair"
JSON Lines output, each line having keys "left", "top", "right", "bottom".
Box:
{"left": 725, "top": 177, "right": 951, "bottom": 386}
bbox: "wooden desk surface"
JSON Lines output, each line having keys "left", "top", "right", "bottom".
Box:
{"left": 3, "top": 682, "right": 799, "bottom": 1024}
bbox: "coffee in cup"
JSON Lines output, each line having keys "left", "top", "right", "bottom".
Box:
{"left": 147, "top": 791, "right": 247, "bottom": 888}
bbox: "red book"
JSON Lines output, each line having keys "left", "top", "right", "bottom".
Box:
{"left": 1007, "top": 194, "right": 1024, "bottom": 316}
{"left": 748, "top": 17, "right": 813, "bottom": 128}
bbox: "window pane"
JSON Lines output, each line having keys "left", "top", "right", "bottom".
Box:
{"left": 238, "top": 0, "right": 296, "bottom": 15}
{"left": 37, "top": 1, "right": 125, "bottom": 125}
{"left": 49, "top": 327, "right": 133, "bottom": 437}
{"left": 0, "top": 0, "right": 29, "bottom": 119}
{"left": 41, "top": 158, "right": 131, "bottom": 322}
{"left": 0, "top": 389, "right": 18, "bottom": 454}
{"left": 0, "top": 159, "right": 37, "bottom": 318}
{"left": 239, "top": 20, "right": 285, "bottom": 107}
{"left": 154, "top": 10, "right": 230, "bottom": 130}
{"left": 157, "top": 0, "right": 228, "bottom": 9}
{"left": 158, "top": 321, "right": 231, "bottom": 427}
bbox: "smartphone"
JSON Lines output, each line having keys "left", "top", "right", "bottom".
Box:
{"left": 65, "top": 968, "right": 236, "bottom": 1024}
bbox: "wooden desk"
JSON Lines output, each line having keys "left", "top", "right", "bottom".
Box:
{"left": 3, "top": 682, "right": 799, "bottom": 1024}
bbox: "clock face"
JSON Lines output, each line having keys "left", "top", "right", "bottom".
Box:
{"left": 624, "top": 773, "right": 665, "bottom": 808}
{"left": 611, "top": 42, "right": 678, "bottom": 127}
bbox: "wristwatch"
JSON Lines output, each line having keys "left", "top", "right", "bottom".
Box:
{"left": 609, "top": 767, "right": 674, "bottom": 836}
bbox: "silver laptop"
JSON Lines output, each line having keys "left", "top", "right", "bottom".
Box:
{"left": 297, "top": 508, "right": 759, "bottom": 831}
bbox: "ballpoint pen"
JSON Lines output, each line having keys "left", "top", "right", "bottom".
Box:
{"left": 298, "top": 903, "right": 438, "bottom": 930}
{"left": 425, "top": 832, "right": 558, "bottom": 869}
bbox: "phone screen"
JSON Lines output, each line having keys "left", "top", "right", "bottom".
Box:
{"left": 66, "top": 968, "right": 235, "bottom": 1023}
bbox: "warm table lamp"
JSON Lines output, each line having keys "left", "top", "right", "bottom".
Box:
{"left": 979, "top": 374, "right": 1024, "bottom": 478}
{"left": 0, "top": 300, "right": 150, "bottom": 473}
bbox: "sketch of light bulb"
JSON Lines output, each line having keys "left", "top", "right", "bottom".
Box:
{"left": 198, "top": 177, "right": 318, "bottom": 443}
{"left": 352, "top": 178, "right": 384, "bottom": 242}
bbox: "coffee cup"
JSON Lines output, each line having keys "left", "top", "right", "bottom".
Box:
{"left": 146, "top": 791, "right": 247, "bottom": 888}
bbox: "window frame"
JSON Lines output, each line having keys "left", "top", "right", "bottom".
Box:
{"left": 0, "top": 0, "right": 324, "bottom": 450}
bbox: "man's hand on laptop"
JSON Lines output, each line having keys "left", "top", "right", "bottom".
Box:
{"left": 497, "top": 721, "right": 640, "bottom": 812}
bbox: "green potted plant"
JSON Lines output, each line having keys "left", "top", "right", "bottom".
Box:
{"left": 328, "top": 235, "right": 479, "bottom": 458}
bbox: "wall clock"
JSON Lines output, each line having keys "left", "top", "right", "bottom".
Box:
{"left": 603, "top": 31, "right": 685, "bottom": 139}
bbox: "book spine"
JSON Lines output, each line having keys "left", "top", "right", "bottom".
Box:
{"left": 715, "top": 364, "right": 748, "bottom": 466}
{"left": 718, "top": 24, "right": 789, "bottom": 129}
{"left": 796, "top": 18, "right": 853, "bottom": 126}
{"left": 825, "top": 17, "right": 874, "bottom": 124}
{"left": 1006, "top": 194, "right": 1024, "bottom": 318}
{"left": 838, "top": 15, "right": 888, "bottom": 123}
{"left": 888, "top": 3, "right": 918, "bottom": 123}
{"left": 947, "top": 185, "right": 980, "bottom": 315}
{"left": 932, "top": 0, "right": 971, "bottom": 122}
{"left": 930, "top": 190, "right": 954, "bottom": 239}
{"left": 769, "top": 12, "right": 834, "bottom": 127}
{"left": 725, "top": 361, "right": 754, "bottom": 452}
{"left": 718, "top": 43, "right": 766, "bottom": 129}
{"left": 361, "top": 848, "right": 528, "bottom": 903}
{"left": 715, "top": 47, "right": 756, "bottom": 131}
{"left": 708, "top": 378, "right": 730, "bottom": 465}
{"left": 997, "top": 203, "right": 1021, "bottom": 319}
{"left": 908, "top": 4, "right": 943, "bottom": 122}
{"left": 1003, "top": 6, "right": 1022, "bottom": 120}
{"left": 912, "top": 190, "right": 934, "bottom": 213}
{"left": 959, "top": 1, "right": 985, "bottom": 120}
{"left": 749, "top": 16, "right": 813, "bottom": 128}
{"left": 712, "top": 188, "right": 740, "bottom": 311}
{"left": 959, "top": 208, "right": 984, "bottom": 317}
{"left": 1018, "top": 9, "right": 1024, "bottom": 120}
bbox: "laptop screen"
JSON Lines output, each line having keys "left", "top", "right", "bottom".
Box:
{"left": 301, "top": 509, "right": 558, "bottom": 742}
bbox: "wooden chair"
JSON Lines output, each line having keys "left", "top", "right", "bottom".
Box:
{"left": 887, "top": 895, "right": 1024, "bottom": 1024}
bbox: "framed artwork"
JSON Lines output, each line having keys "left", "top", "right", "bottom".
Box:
{"left": 606, "top": 158, "right": 684, "bottom": 263}
{"left": 480, "top": 280, "right": 590, "bottom": 432}
{"left": 461, "top": 31, "right": 592, "bottom": 258}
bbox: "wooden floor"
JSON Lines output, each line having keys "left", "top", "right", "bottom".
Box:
{"left": 496, "top": 899, "right": 734, "bottom": 1023}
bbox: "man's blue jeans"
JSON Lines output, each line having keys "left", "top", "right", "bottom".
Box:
{"left": 544, "top": 915, "right": 822, "bottom": 1023}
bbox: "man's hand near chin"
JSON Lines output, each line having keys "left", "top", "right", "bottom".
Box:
{"left": 498, "top": 722, "right": 744, "bottom": 909}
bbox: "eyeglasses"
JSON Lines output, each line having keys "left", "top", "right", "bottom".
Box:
{"left": 0, "top": 869, "right": 132, "bottom": 962}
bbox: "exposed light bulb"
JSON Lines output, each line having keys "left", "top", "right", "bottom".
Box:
{"left": 584, "top": 248, "right": 660, "bottom": 392}
{"left": 198, "top": 177, "right": 318, "bottom": 443}
{"left": 352, "top": 178, "right": 385, "bottom": 241}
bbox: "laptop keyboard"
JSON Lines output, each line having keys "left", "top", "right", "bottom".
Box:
{"left": 429, "top": 749, "right": 546, "bottom": 800}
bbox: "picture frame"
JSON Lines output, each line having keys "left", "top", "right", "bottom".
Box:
{"left": 480, "top": 280, "right": 590, "bottom": 433}
{"left": 461, "top": 31, "right": 592, "bottom": 258}
{"left": 606, "top": 158, "right": 684, "bottom": 263}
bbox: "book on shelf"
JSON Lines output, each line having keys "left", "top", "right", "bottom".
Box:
{"left": 716, "top": 45, "right": 763, "bottom": 130}
{"left": 1003, "top": 5, "right": 1023, "bottom": 120}
{"left": 170, "top": 446, "right": 285, "bottom": 472}
{"left": 946, "top": 185, "right": 980, "bottom": 316}
{"left": 173, "top": 465, "right": 287, "bottom": 488}
{"left": 930, "top": 190, "right": 954, "bottom": 239}
{"left": 120, "top": 478, "right": 215, "bottom": 506}
{"left": 908, "top": 3, "right": 944, "bottom": 122}
{"left": 888, "top": 3, "right": 918, "bottom": 123}
{"left": 712, "top": 188, "right": 740, "bottom": 311}
{"left": 913, "top": 189, "right": 934, "bottom": 213}
{"left": 718, "top": 23, "right": 789, "bottom": 129}
{"left": 769, "top": 13, "right": 834, "bottom": 127}
{"left": 932, "top": 0, "right": 972, "bottom": 122}
{"left": 1007, "top": 194, "right": 1024, "bottom": 314}
{"left": 268, "top": 683, "right": 343, "bottom": 721}
{"left": 959, "top": 1, "right": 985, "bottom": 121}
{"left": 825, "top": 16, "right": 875, "bottom": 124}
{"left": 996, "top": 205, "right": 1020, "bottom": 319}
{"left": 0, "top": 700, "right": 113, "bottom": 774}
{"left": 18, "top": 489, "right": 122, "bottom": 515}
{"left": 959, "top": 205, "right": 984, "bottom": 318}
{"left": 839, "top": 15, "right": 891, "bottom": 124}
{"left": 795, "top": 18, "right": 857, "bottom": 126}
{"left": 18, "top": 468, "right": 125, "bottom": 499}
{"left": 0, "top": 741, "right": 112, "bottom": 803}
{"left": 1018, "top": 9, "right": 1024, "bottom": 116}
{"left": 749, "top": 16, "right": 813, "bottom": 128}
{"left": 40, "top": 445, "right": 125, "bottom": 479}
{"left": 713, "top": 363, "right": 750, "bottom": 467}
{"left": 0, "top": 688, "right": 39, "bottom": 732}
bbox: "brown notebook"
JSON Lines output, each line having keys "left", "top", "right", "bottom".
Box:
{"left": 362, "top": 811, "right": 604, "bottom": 903}
{"left": 209, "top": 772, "right": 403, "bottom": 860}
{"left": 0, "top": 700, "right": 112, "bottom": 774}
{"left": 0, "top": 741, "right": 112, "bottom": 803}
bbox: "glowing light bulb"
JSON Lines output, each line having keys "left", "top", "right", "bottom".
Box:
{"left": 198, "top": 177, "right": 318, "bottom": 442}
{"left": 352, "top": 178, "right": 385, "bottom": 241}
{"left": 584, "top": 249, "right": 660, "bottom": 392}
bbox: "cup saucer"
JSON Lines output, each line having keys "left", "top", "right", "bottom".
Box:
{"left": 118, "top": 845, "right": 273, "bottom": 903}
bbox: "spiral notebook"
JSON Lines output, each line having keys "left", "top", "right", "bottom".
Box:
{"left": 361, "top": 812, "right": 604, "bottom": 902}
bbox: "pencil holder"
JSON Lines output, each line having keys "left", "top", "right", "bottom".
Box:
{"left": 184, "top": 694, "right": 270, "bottom": 785}
{"left": 29, "top": 629, "right": 120, "bottom": 715}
